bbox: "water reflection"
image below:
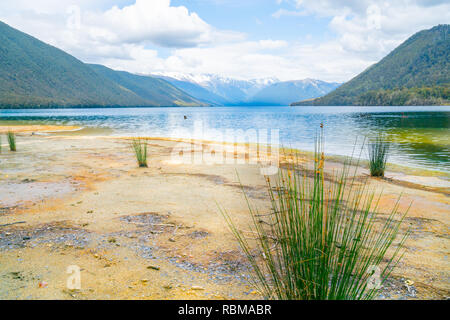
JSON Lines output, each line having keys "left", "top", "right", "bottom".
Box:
{"left": 348, "top": 111, "right": 449, "bottom": 171}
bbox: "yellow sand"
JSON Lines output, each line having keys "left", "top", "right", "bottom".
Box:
{"left": 0, "top": 125, "right": 81, "bottom": 133}
{"left": 0, "top": 130, "right": 448, "bottom": 300}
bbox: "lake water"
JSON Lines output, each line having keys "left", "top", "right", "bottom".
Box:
{"left": 1, "top": 106, "right": 449, "bottom": 172}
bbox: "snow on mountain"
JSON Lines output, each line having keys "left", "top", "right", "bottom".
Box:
{"left": 152, "top": 73, "right": 340, "bottom": 106}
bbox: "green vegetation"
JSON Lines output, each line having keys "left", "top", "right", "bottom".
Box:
{"left": 358, "top": 85, "right": 450, "bottom": 106}
{"left": 7, "top": 132, "right": 16, "bottom": 151}
{"left": 0, "top": 21, "right": 205, "bottom": 108}
{"left": 368, "top": 136, "right": 389, "bottom": 177}
{"left": 223, "top": 136, "right": 408, "bottom": 300}
{"left": 132, "top": 139, "right": 148, "bottom": 168}
{"left": 292, "top": 25, "right": 449, "bottom": 106}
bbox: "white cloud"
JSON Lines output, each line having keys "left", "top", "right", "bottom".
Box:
{"left": 293, "top": 0, "right": 450, "bottom": 59}
{"left": 258, "top": 40, "right": 289, "bottom": 49}
{"left": 99, "top": 39, "right": 371, "bottom": 82}
{"left": 272, "top": 9, "right": 306, "bottom": 19}
{"left": 0, "top": 0, "right": 242, "bottom": 51}
{"left": 83, "top": 0, "right": 215, "bottom": 48}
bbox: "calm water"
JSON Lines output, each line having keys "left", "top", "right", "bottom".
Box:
{"left": 1, "top": 106, "right": 449, "bottom": 172}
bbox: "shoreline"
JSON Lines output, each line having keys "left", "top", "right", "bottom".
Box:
{"left": 134, "top": 136, "right": 450, "bottom": 179}
{"left": 3, "top": 124, "right": 449, "bottom": 182}
{"left": 0, "top": 125, "right": 82, "bottom": 134}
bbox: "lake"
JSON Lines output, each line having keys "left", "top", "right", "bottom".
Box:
{"left": 1, "top": 106, "right": 449, "bottom": 172}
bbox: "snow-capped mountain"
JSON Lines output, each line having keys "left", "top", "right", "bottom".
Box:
{"left": 152, "top": 73, "right": 340, "bottom": 106}
{"left": 249, "top": 79, "right": 342, "bottom": 106}
{"left": 196, "top": 75, "right": 279, "bottom": 104}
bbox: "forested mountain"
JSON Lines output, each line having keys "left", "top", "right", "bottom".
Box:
{"left": 0, "top": 21, "right": 205, "bottom": 108}
{"left": 292, "top": 25, "right": 450, "bottom": 106}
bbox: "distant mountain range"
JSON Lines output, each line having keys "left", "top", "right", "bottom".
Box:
{"left": 292, "top": 24, "right": 450, "bottom": 106}
{"left": 0, "top": 20, "right": 339, "bottom": 108}
{"left": 154, "top": 73, "right": 341, "bottom": 106}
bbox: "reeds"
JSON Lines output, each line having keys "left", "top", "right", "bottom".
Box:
{"left": 132, "top": 138, "right": 148, "bottom": 167}
{"left": 222, "top": 134, "right": 408, "bottom": 300}
{"left": 7, "top": 131, "right": 16, "bottom": 152}
{"left": 368, "top": 135, "right": 389, "bottom": 177}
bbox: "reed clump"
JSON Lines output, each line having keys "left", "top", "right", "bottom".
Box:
{"left": 222, "top": 134, "right": 409, "bottom": 300}
{"left": 368, "top": 135, "right": 389, "bottom": 177}
{"left": 7, "top": 131, "right": 16, "bottom": 152}
{"left": 132, "top": 138, "right": 148, "bottom": 168}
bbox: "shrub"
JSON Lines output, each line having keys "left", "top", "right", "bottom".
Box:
{"left": 132, "top": 138, "right": 148, "bottom": 168}
{"left": 368, "top": 135, "right": 389, "bottom": 177}
{"left": 7, "top": 131, "right": 16, "bottom": 152}
{"left": 223, "top": 135, "right": 408, "bottom": 300}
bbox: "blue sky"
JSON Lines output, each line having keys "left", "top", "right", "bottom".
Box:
{"left": 171, "top": 0, "right": 332, "bottom": 44}
{"left": 0, "top": 0, "right": 448, "bottom": 81}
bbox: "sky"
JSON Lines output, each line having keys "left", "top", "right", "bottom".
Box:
{"left": 0, "top": 0, "right": 449, "bottom": 82}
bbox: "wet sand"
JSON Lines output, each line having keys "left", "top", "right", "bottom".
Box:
{"left": 0, "top": 127, "right": 448, "bottom": 300}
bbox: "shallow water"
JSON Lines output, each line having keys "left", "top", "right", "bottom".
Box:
{"left": 1, "top": 106, "right": 449, "bottom": 172}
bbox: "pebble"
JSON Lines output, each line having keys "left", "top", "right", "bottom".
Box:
{"left": 405, "top": 280, "right": 414, "bottom": 286}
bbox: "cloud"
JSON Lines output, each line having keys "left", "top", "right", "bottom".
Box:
{"left": 0, "top": 0, "right": 242, "bottom": 50}
{"left": 272, "top": 9, "right": 307, "bottom": 19}
{"left": 99, "top": 38, "right": 371, "bottom": 82}
{"left": 293, "top": 0, "right": 450, "bottom": 58}
{"left": 83, "top": 0, "right": 214, "bottom": 48}
{"left": 258, "top": 40, "right": 289, "bottom": 49}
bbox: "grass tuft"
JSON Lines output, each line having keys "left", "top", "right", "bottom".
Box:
{"left": 368, "top": 135, "right": 389, "bottom": 177}
{"left": 7, "top": 131, "right": 16, "bottom": 152}
{"left": 132, "top": 138, "right": 148, "bottom": 168}
{"left": 222, "top": 133, "right": 409, "bottom": 300}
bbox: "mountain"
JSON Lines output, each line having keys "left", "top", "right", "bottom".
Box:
{"left": 196, "top": 75, "right": 279, "bottom": 105}
{"left": 155, "top": 74, "right": 230, "bottom": 106}
{"left": 154, "top": 73, "right": 279, "bottom": 105}
{"left": 292, "top": 24, "right": 450, "bottom": 106}
{"left": 154, "top": 73, "right": 339, "bottom": 106}
{"left": 249, "top": 80, "right": 341, "bottom": 106}
{"left": 88, "top": 65, "right": 205, "bottom": 107}
{"left": 0, "top": 21, "right": 205, "bottom": 108}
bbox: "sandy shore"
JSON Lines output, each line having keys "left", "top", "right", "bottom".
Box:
{"left": 0, "top": 125, "right": 82, "bottom": 134}
{"left": 0, "top": 127, "right": 448, "bottom": 300}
